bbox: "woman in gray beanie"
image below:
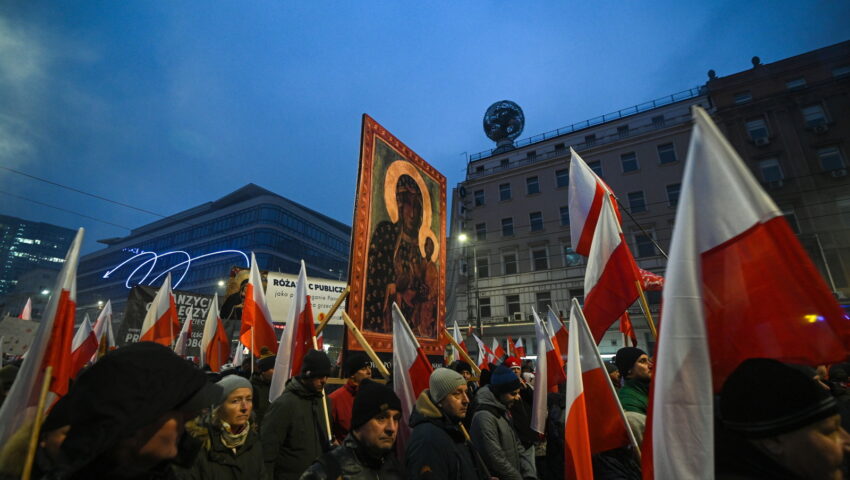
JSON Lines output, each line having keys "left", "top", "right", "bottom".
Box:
{"left": 175, "top": 375, "right": 267, "bottom": 479}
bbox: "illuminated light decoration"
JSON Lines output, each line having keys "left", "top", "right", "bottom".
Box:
{"left": 103, "top": 249, "right": 250, "bottom": 289}
{"left": 804, "top": 314, "right": 825, "bottom": 324}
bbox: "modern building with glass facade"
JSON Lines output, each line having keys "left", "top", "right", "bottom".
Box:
{"left": 76, "top": 184, "right": 351, "bottom": 323}
{"left": 0, "top": 214, "right": 76, "bottom": 296}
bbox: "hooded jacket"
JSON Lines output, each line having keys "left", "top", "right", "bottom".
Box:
{"left": 175, "top": 416, "right": 267, "bottom": 480}
{"left": 299, "top": 434, "right": 403, "bottom": 480}
{"left": 261, "top": 377, "right": 332, "bottom": 480}
{"left": 469, "top": 385, "right": 534, "bottom": 480}
{"left": 405, "top": 390, "right": 488, "bottom": 480}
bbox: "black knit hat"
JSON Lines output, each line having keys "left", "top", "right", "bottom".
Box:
{"left": 489, "top": 365, "right": 522, "bottom": 395}
{"left": 720, "top": 358, "right": 838, "bottom": 438}
{"left": 300, "top": 349, "right": 331, "bottom": 378}
{"left": 257, "top": 355, "right": 276, "bottom": 373}
{"left": 350, "top": 379, "right": 402, "bottom": 430}
{"left": 344, "top": 352, "right": 371, "bottom": 377}
{"left": 615, "top": 347, "right": 647, "bottom": 378}
{"left": 449, "top": 360, "right": 472, "bottom": 375}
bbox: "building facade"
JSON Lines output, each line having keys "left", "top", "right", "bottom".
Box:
{"left": 0, "top": 268, "right": 59, "bottom": 320}
{"left": 0, "top": 214, "right": 75, "bottom": 296}
{"left": 76, "top": 184, "right": 351, "bottom": 324}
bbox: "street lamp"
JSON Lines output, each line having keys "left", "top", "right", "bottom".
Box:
{"left": 217, "top": 280, "right": 226, "bottom": 287}
{"left": 458, "top": 233, "right": 481, "bottom": 332}
{"left": 40, "top": 289, "right": 49, "bottom": 295}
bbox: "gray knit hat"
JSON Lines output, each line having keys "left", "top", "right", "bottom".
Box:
{"left": 429, "top": 368, "right": 466, "bottom": 403}
{"left": 216, "top": 375, "right": 252, "bottom": 405}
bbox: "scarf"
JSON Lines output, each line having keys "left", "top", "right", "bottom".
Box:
{"left": 219, "top": 419, "right": 250, "bottom": 451}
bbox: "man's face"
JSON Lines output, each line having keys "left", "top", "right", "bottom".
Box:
{"left": 460, "top": 370, "right": 472, "bottom": 382}
{"left": 609, "top": 370, "right": 621, "bottom": 385}
{"left": 497, "top": 388, "right": 521, "bottom": 408}
{"left": 261, "top": 368, "right": 274, "bottom": 382}
{"left": 754, "top": 414, "right": 850, "bottom": 480}
{"left": 305, "top": 376, "right": 328, "bottom": 393}
{"left": 628, "top": 354, "right": 652, "bottom": 381}
{"left": 355, "top": 408, "right": 401, "bottom": 455}
{"left": 511, "top": 366, "right": 522, "bottom": 380}
{"left": 438, "top": 384, "right": 469, "bottom": 420}
{"left": 352, "top": 366, "right": 372, "bottom": 385}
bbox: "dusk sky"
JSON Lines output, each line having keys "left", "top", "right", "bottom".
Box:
{"left": 2, "top": 1, "right": 848, "bottom": 254}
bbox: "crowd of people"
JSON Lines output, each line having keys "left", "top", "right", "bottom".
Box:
{"left": 0, "top": 341, "right": 848, "bottom": 479}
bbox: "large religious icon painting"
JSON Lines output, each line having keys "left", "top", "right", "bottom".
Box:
{"left": 347, "top": 115, "right": 446, "bottom": 354}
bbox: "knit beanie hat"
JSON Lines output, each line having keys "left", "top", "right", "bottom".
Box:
{"left": 720, "top": 358, "right": 838, "bottom": 438}
{"left": 344, "top": 352, "right": 371, "bottom": 377}
{"left": 257, "top": 355, "right": 276, "bottom": 373}
{"left": 489, "top": 365, "right": 522, "bottom": 394}
{"left": 301, "top": 349, "right": 332, "bottom": 378}
{"left": 429, "top": 368, "right": 466, "bottom": 403}
{"left": 503, "top": 356, "right": 522, "bottom": 369}
{"left": 216, "top": 375, "right": 253, "bottom": 405}
{"left": 350, "top": 379, "right": 402, "bottom": 430}
{"left": 449, "top": 360, "right": 472, "bottom": 375}
{"left": 615, "top": 347, "right": 647, "bottom": 378}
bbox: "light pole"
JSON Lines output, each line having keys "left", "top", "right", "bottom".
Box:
{"left": 458, "top": 233, "right": 481, "bottom": 333}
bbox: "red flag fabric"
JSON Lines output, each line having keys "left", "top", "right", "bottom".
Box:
{"left": 638, "top": 268, "right": 665, "bottom": 291}
{"left": 568, "top": 148, "right": 618, "bottom": 256}
{"left": 650, "top": 106, "right": 850, "bottom": 478}
{"left": 531, "top": 308, "right": 567, "bottom": 434}
{"left": 270, "top": 259, "right": 315, "bottom": 402}
{"left": 533, "top": 309, "right": 567, "bottom": 393}
{"left": 239, "top": 253, "right": 279, "bottom": 357}
{"left": 393, "top": 302, "right": 434, "bottom": 458}
{"left": 491, "top": 337, "right": 506, "bottom": 360}
{"left": 619, "top": 312, "right": 637, "bottom": 347}
{"left": 19, "top": 297, "right": 32, "bottom": 320}
{"left": 514, "top": 337, "right": 526, "bottom": 357}
{"left": 507, "top": 335, "right": 517, "bottom": 357}
{"left": 546, "top": 307, "right": 569, "bottom": 358}
{"left": 70, "top": 315, "right": 98, "bottom": 376}
{"left": 139, "top": 273, "right": 179, "bottom": 346}
{"left": 201, "top": 294, "right": 230, "bottom": 372}
{"left": 453, "top": 321, "right": 467, "bottom": 353}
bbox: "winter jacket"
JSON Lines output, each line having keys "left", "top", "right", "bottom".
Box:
{"left": 469, "top": 385, "right": 535, "bottom": 480}
{"left": 261, "top": 377, "right": 332, "bottom": 480}
{"left": 405, "top": 390, "right": 489, "bottom": 480}
{"left": 175, "top": 417, "right": 267, "bottom": 480}
{"left": 251, "top": 373, "right": 272, "bottom": 428}
{"left": 617, "top": 378, "right": 649, "bottom": 414}
{"left": 299, "top": 434, "right": 403, "bottom": 480}
{"left": 509, "top": 382, "right": 537, "bottom": 446}
{"left": 329, "top": 380, "right": 357, "bottom": 443}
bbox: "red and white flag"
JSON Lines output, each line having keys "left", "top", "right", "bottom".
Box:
{"left": 232, "top": 341, "right": 246, "bottom": 367}
{"left": 619, "top": 313, "right": 637, "bottom": 347}
{"left": 200, "top": 293, "right": 231, "bottom": 372}
{"left": 582, "top": 194, "right": 640, "bottom": 343}
{"left": 546, "top": 306, "right": 569, "bottom": 358}
{"left": 239, "top": 253, "right": 278, "bottom": 357}
{"left": 491, "top": 337, "right": 506, "bottom": 361}
{"left": 638, "top": 268, "right": 664, "bottom": 291}
{"left": 472, "top": 333, "right": 496, "bottom": 369}
{"left": 173, "top": 308, "right": 194, "bottom": 357}
{"left": 270, "top": 260, "right": 316, "bottom": 402}
{"left": 0, "top": 228, "right": 83, "bottom": 446}
{"left": 650, "top": 106, "right": 850, "bottom": 478}
{"left": 139, "top": 273, "right": 179, "bottom": 346}
{"left": 393, "top": 302, "right": 433, "bottom": 455}
{"left": 91, "top": 300, "right": 115, "bottom": 361}
{"left": 533, "top": 308, "right": 566, "bottom": 394}
{"left": 507, "top": 335, "right": 518, "bottom": 357}
{"left": 19, "top": 297, "right": 32, "bottom": 320}
{"left": 514, "top": 337, "right": 526, "bottom": 357}
{"left": 453, "top": 320, "right": 467, "bottom": 353}
{"left": 568, "top": 148, "right": 618, "bottom": 256}
{"left": 70, "top": 314, "right": 97, "bottom": 376}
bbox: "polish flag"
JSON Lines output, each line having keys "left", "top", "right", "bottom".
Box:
{"left": 507, "top": 336, "right": 518, "bottom": 357}
{"left": 239, "top": 253, "right": 278, "bottom": 357}
{"left": 638, "top": 268, "right": 665, "bottom": 291}
{"left": 91, "top": 300, "right": 115, "bottom": 361}
{"left": 172, "top": 308, "right": 193, "bottom": 357}
{"left": 70, "top": 314, "right": 98, "bottom": 376}
{"left": 582, "top": 194, "right": 640, "bottom": 343}
{"left": 650, "top": 106, "right": 850, "bottom": 478}
{"left": 453, "top": 320, "right": 467, "bottom": 353}
{"left": 19, "top": 298, "right": 32, "bottom": 320}
{"left": 514, "top": 337, "right": 526, "bottom": 357}
{"left": 232, "top": 341, "right": 246, "bottom": 367}
{"left": 491, "top": 337, "right": 506, "bottom": 360}
{"left": 316, "top": 332, "right": 324, "bottom": 350}
{"left": 139, "top": 273, "right": 179, "bottom": 346}
{"left": 619, "top": 313, "right": 637, "bottom": 347}
{"left": 568, "top": 148, "right": 618, "bottom": 255}
{"left": 546, "top": 306, "right": 569, "bottom": 358}
{"left": 200, "top": 293, "right": 230, "bottom": 372}
{"left": 0, "top": 228, "right": 83, "bottom": 447}
{"left": 270, "top": 260, "right": 316, "bottom": 402}
{"left": 532, "top": 308, "right": 566, "bottom": 393}
{"left": 472, "top": 334, "right": 495, "bottom": 369}
{"left": 393, "top": 302, "right": 434, "bottom": 456}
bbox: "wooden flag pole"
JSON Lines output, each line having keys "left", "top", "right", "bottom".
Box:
{"left": 441, "top": 329, "right": 481, "bottom": 377}
{"left": 634, "top": 281, "right": 658, "bottom": 340}
{"left": 315, "top": 286, "right": 350, "bottom": 336}
{"left": 340, "top": 311, "right": 390, "bottom": 378}
{"left": 311, "top": 335, "right": 334, "bottom": 444}
{"left": 22, "top": 366, "right": 53, "bottom": 480}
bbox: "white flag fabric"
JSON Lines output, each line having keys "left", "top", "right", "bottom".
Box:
{"left": 139, "top": 273, "right": 179, "bottom": 346}
{"left": 270, "top": 260, "right": 315, "bottom": 403}
{"left": 530, "top": 308, "right": 550, "bottom": 434}
{"left": 568, "top": 148, "right": 615, "bottom": 256}
{"left": 232, "top": 341, "right": 246, "bottom": 368}
{"left": 92, "top": 300, "right": 115, "bottom": 350}
{"left": 19, "top": 297, "right": 32, "bottom": 320}
{"left": 173, "top": 308, "right": 193, "bottom": 356}
{"left": 392, "top": 302, "right": 432, "bottom": 457}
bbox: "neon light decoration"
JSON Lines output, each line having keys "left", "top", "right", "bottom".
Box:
{"left": 103, "top": 249, "right": 250, "bottom": 289}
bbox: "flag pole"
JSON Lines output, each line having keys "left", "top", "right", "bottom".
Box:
{"left": 311, "top": 334, "right": 334, "bottom": 444}
{"left": 315, "top": 286, "right": 350, "bottom": 336}
{"left": 614, "top": 197, "right": 668, "bottom": 259}
{"left": 340, "top": 311, "right": 390, "bottom": 378}
{"left": 634, "top": 281, "right": 658, "bottom": 340}
{"left": 22, "top": 366, "right": 52, "bottom": 480}
{"left": 442, "top": 329, "right": 481, "bottom": 376}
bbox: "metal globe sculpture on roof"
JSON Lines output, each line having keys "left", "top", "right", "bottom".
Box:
{"left": 483, "top": 100, "right": 524, "bottom": 153}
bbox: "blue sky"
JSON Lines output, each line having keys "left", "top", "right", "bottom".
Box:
{"left": 1, "top": 1, "right": 848, "bottom": 254}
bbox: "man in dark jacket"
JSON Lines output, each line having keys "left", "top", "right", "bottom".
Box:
{"left": 261, "top": 349, "right": 333, "bottom": 480}
{"left": 251, "top": 353, "right": 276, "bottom": 428}
{"left": 503, "top": 356, "right": 537, "bottom": 477}
{"left": 300, "top": 380, "right": 403, "bottom": 479}
{"left": 615, "top": 347, "right": 651, "bottom": 414}
{"left": 329, "top": 352, "right": 372, "bottom": 443}
{"left": 406, "top": 368, "right": 490, "bottom": 479}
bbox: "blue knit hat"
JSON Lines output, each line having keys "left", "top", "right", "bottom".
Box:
{"left": 490, "top": 365, "right": 522, "bottom": 394}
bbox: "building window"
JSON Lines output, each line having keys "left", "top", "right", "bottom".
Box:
{"left": 746, "top": 118, "right": 770, "bottom": 141}
{"left": 818, "top": 146, "right": 846, "bottom": 171}
{"left": 479, "top": 297, "right": 491, "bottom": 319}
{"left": 734, "top": 91, "right": 752, "bottom": 104}
{"left": 564, "top": 246, "right": 582, "bottom": 266}
{"left": 833, "top": 65, "right": 850, "bottom": 78}
{"left": 526, "top": 151, "right": 537, "bottom": 162}
{"left": 585, "top": 134, "right": 597, "bottom": 146}
{"left": 502, "top": 218, "right": 514, "bottom": 236}
{"left": 532, "top": 248, "right": 549, "bottom": 271}
{"left": 617, "top": 125, "right": 630, "bottom": 138}
{"left": 782, "top": 209, "right": 801, "bottom": 234}
{"left": 758, "top": 158, "right": 784, "bottom": 183}
{"left": 554, "top": 143, "right": 566, "bottom": 154}
{"left": 666, "top": 183, "right": 681, "bottom": 207}
{"left": 621, "top": 152, "right": 639, "bottom": 173}
{"left": 475, "top": 165, "right": 485, "bottom": 172}
{"left": 526, "top": 176, "right": 540, "bottom": 195}
{"left": 628, "top": 191, "right": 646, "bottom": 213}
{"left": 635, "top": 233, "right": 657, "bottom": 258}
{"left": 802, "top": 104, "right": 827, "bottom": 128}
{"left": 476, "top": 256, "right": 489, "bottom": 279}
{"left": 475, "top": 222, "right": 487, "bottom": 241}
{"left": 503, "top": 253, "right": 518, "bottom": 275}
{"left": 506, "top": 295, "right": 521, "bottom": 316}
{"left": 474, "top": 189, "right": 485, "bottom": 206}
{"left": 658, "top": 143, "right": 677, "bottom": 164}
{"left": 555, "top": 168, "right": 569, "bottom": 188}
{"left": 652, "top": 115, "right": 665, "bottom": 128}
{"left": 536, "top": 292, "right": 551, "bottom": 315}
{"left": 499, "top": 183, "right": 511, "bottom": 201}
{"left": 529, "top": 212, "right": 543, "bottom": 232}
{"left": 588, "top": 160, "right": 603, "bottom": 177}
{"left": 569, "top": 288, "right": 584, "bottom": 305}
{"left": 500, "top": 158, "right": 510, "bottom": 168}
{"left": 785, "top": 77, "right": 807, "bottom": 90}
{"left": 560, "top": 206, "right": 570, "bottom": 226}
